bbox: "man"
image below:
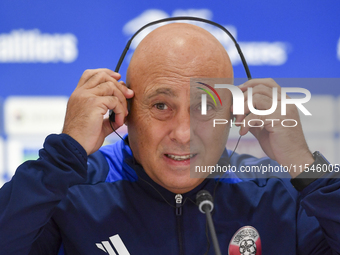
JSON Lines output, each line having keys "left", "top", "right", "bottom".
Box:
{"left": 0, "top": 23, "right": 339, "bottom": 255}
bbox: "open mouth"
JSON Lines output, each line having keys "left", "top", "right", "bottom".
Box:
{"left": 165, "top": 154, "right": 197, "bottom": 161}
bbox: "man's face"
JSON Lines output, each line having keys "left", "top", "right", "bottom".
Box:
{"left": 126, "top": 23, "right": 233, "bottom": 194}
{"left": 127, "top": 67, "right": 232, "bottom": 194}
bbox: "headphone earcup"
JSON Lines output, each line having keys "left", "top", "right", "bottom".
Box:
{"left": 127, "top": 98, "right": 132, "bottom": 113}
{"left": 109, "top": 110, "right": 115, "bottom": 122}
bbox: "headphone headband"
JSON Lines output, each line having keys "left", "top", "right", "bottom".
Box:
{"left": 109, "top": 17, "right": 252, "bottom": 123}
{"left": 115, "top": 16, "right": 252, "bottom": 80}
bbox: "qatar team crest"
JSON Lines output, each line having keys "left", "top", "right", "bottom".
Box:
{"left": 228, "top": 226, "right": 262, "bottom": 255}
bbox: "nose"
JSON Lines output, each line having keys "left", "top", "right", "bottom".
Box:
{"left": 169, "top": 108, "right": 190, "bottom": 144}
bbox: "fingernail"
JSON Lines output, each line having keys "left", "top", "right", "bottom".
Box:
{"left": 110, "top": 72, "right": 120, "bottom": 77}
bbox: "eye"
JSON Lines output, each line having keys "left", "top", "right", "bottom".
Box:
{"left": 154, "top": 103, "right": 168, "bottom": 110}
{"left": 197, "top": 104, "right": 214, "bottom": 111}
{"left": 206, "top": 104, "right": 214, "bottom": 111}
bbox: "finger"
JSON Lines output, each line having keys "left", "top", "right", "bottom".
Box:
{"left": 239, "top": 78, "right": 281, "bottom": 90}
{"left": 102, "top": 114, "right": 128, "bottom": 137}
{"left": 232, "top": 81, "right": 280, "bottom": 120}
{"left": 234, "top": 114, "right": 246, "bottom": 125}
{"left": 115, "top": 80, "right": 134, "bottom": 98}
{"left": 235, "top": 92, "right": 280, "bottom": 124}
{"left": 248, "top": 126, "right": 264, "bottom": 140}
{"left": 243, "top": 84, "right": 281, "bottom": 103}
{"left": 91, "top": 81, "right": 128, "bottom": 110}
{"left": 100, "top": 96, "right": 127, "bottom": 126}
{"left": 102, "top": 118, "right": 115, "bottom": 137}
{"left": 82, "top": 71, "right": 119, "bottom": 89}
{"left": 82, "top": 69, "right": 121, "bottom": 85}
{"left": 85, "top": 72, "right": 134, "bottom": 99}
{"left": 77, "top": 69, "right": 121, "bottom": 88}
{"left": 239, "top": 113, "right": 264, "bottom": 136}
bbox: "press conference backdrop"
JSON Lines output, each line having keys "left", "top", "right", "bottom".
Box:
{"left": 0, "top": 0, "right": 340, "bottom": 187}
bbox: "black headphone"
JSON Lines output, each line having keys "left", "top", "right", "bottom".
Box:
{"left": 109, "top": 16, "right": 252, "bottom": 123}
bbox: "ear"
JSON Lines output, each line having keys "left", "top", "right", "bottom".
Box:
{"left": 124, "top": 98, "right": 132, "bottom": 126}
{"left": 230, "top": 111, "right": 235, "bottom": 122}
{"left": 127, "top": 98, "right": 132, "bottom": 112}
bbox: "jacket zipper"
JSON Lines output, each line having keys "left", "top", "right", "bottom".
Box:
{"left": 175, "top": 194, "right": 184, "bottom": 255}
{"left": 175, "top": 194, "right": 183, "bottom": 216}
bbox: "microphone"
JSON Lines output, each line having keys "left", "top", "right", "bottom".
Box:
{"left": 196, "top": 190, "right": 222, "bottom": 255}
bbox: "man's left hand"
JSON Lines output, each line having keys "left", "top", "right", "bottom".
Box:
{"left": 233, "top": 78, "right": 314, "bottom": 178}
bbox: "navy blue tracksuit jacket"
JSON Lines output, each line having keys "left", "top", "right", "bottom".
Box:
{"left": 0, "top": 134, "right": 339, "bottom": 254}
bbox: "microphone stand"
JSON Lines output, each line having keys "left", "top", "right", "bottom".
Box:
{"left": 196, "top": 190, "right": 221, "bottom": 255}
{"left": 202, "top": 204, "right": 222, "bottom": 255}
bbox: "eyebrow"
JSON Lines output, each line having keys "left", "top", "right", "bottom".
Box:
{"left": 146, "top": 87, "right": 178, "bottom": 99}
{"left": 192, "top": 88, "right": 208, "bottom": 100}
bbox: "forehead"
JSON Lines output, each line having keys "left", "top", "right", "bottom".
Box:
{"left": 138, "top": 77, "right": 233, "bottom": 107}
{"left": 190, "top": 78, "right": 234, "bottom": 97}
{"left": 140, "top": 77, "right": 190, "bottom": 103}
{"left": 127, "top": 27, "right": 233, "bottom": 92}
{"left": 145, "top": 86, "right": 180, "bottom": 98}
{"left": 130, "top": 61, "right": 232, "bottom": 98}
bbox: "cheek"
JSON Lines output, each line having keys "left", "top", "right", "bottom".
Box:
{"left": 127, "top": 109, "right": 151, "bottom": 160}
{"left": 193, "top": 118, "right": 230, "bottom": 162}
{"left": 212, "top": 108, "right": 231, "bottom": 146}
{"left": 193, "top": 107, "right": 231, "bottom": 140}
{"left": 128, "top": 108, "right": 169, "bottom": 158}
{"left": 128, "top": 99, "right": 152, "bottom": 133}
{"left": 203, "top": 123, "right": 229, "bottom": 147}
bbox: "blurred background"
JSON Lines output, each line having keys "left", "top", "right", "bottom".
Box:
{"left": 1, "top": 0, "right": 339, "bottom": 187}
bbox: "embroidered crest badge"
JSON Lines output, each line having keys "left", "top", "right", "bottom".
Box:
{"left": 228, "top": 226, "right": 261, "bottom": 255}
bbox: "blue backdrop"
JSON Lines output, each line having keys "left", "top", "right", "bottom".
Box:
{"left": 0, "top": 0, "right": 340, "bottom": 185}
{"left": 1, "top": 0, "right": 339, "bottom": 99}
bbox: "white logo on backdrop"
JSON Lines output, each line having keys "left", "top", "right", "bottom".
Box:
{"left": 122, "top": 9, "right": 289, "bottom": 66}
{"left": 0, "top": 29, "right": 78, "bottom": 63}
